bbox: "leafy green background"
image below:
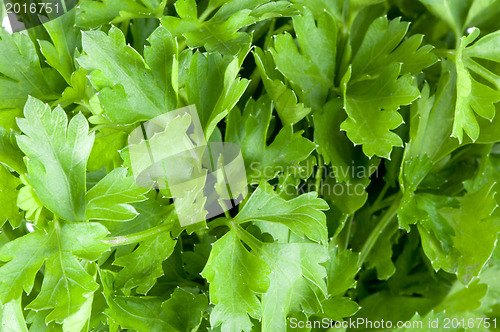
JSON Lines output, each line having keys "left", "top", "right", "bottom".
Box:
{"left": 1, "top": 0, "right": 500, "bottom": 331}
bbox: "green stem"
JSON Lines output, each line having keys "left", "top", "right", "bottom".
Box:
{"left": 369, "top": 182, "right": 390, "bottom": 213}
{"left": 358, "top": 193, "right": 401, "bottom": 268}
{"left": 315, "top": 154, "right": 324, "bottom": 194}
{"left": 102, "top": 222, "right": 173, "bottom": 246}
{"left": 230, "top": 222, "right": 264, "bottom": 253}
{"left": 433, "top": 48, "right": 456, "bottom": 60}
{"left": 208, "top": 217, "right": 231, "bottom": 230}
{"left": 464, "top": 58, "right": 500, "bottom": 90}
{"left": 369, "top": 196, "right": 396, "bottom": 214}
{"left": 263, "top": 19, "right": 276, "bottom": 50}
{"left": 199, "top": 5, "right": 216, "bottom": 22}
{"left": 243, "top": 67, "right": 263, "bottom": 99}
{"left": 120, "top": 20, "right": 130, "bottom": 41}
{"left": 343, "top": 214, "right": 354, "bottom": 250}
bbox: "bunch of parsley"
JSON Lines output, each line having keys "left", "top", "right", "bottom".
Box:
{"left": 1, "top": 0, "right": 500, "bottom": 331}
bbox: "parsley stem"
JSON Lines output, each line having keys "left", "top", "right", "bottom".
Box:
{"left": 433, "top": 49, "right": 456, "bottom": 59}
{"left": 208, "top": 217, "right": 230, "bottom": 230}
{"left": 357, "top": 192, "right": 401, "bottom": 268}
{"left": 315, "top": 154, "right": 324, "bottom": 194}
{"left": 231, "top": 222, "right": 263, "bottom": 253}
{"left": 372, "top": 183, "right": 389, "bottom": 207}
{"left": 369, "top": 182, "right": 391, "bottom": 213}
{"left": 343, "top": 214, "right": 354, "bottom": 250}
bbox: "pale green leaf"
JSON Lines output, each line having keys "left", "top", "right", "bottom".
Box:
{"left": 0, "top": 166, "right": 22, "bottom": 228}
{"left": 253, "top": 47, "right": 311, "bottom": 126}
{"left": 0, "top": 127, "right": 26, "bottom": 174}
{"left": 202, "top": 231, "right": 270, "bottom": 332}
{"left": 261, "top": 242, "right": 328, "bottom": 331}
{"left": 270, "top": 9, "right": 336, "bottom": 110}
{"left": 161, "top": 288, "right": 208, "bottom": 332}
{"left": 16, "top": 98, "right": 94, "bottom": 223}
{"left": 113, "top": 232, "right": 176, "bottom": 294}
{"left": 0, "top": 221, "right": 109, "bottom": 323}
{"left": 0, "top": 298, "right": 28, "bottom": 332}
{"left": 0, "top": 30, "right": 62, "bottom": 109}
{"left": 232, "top": 181, "right": 329, "bottom": 244}
{"left": 185, "top": 51, "right": 249, "bottom": 138}
{"left": 86, "top": 167, "right": 149, "bottom": 221}
{"left": 78, "top": 26, "right": 177, "bottom": 124}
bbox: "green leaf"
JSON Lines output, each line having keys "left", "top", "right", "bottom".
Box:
{"left": 161, "top": 288, "right": 208, "bottom": 332}
{"left": 289, "top": 0, "right": 343, "bottom": 22}
{"left": 87, "top": 128, "right": 128, "bottom": 172}
{"left": 16, "top": 98, "right": 94, "bottom": 223}
{"left": 226, "top": 96, "right": 315, "bottom": 184}
{"left": 78, "top": 26, "right": 177, "bottom": 124}
{"left": 201, "top": 231, "right": 270, "bottom": 332}
{"left": 419, "top": 0, "right": 471, "bottom": 36}
{"left": 341, "top": 16, "right": 436, "bottom": 158}
{"left": 101, "top": 270, "right": 207, "bottom": 331}
{"left": 0, "top": 166, "right": 22, "bottom": 228}
{"left": 270, "top": 9, "right": 336, "bottom": 110}
{"left": 0, "top": 127, "right": 26, "bottom": 174}
{"left": 38, "top": 10, "right": 78, "bottom": 83}
{"left": 0, "top": 298, "right": 28, "bottom": 332}
{"left": 398, "top": 193, "right": 458, "bottom": 252}
{"left": 162, "top": 0, "right": 295, "bottom": 55}
{"left": 355, "top": 289, "right": 439, "bottom": 328}
{"left": 101, "top": 270, "right": 170, "bottom": 331}
{"left": 185, "top": 51, "right": 250, "bottom": 138}
{"left": 465, "top": 0, "right": 500, "bottom": 29}
{"left": 260, "top": 242, "right": 328, "bottom": 331}
{"left": 101, "top": 196, "right": 174, "bottom": 239}
{"left": 399, "top": 61, "right": 473, "bottom": 194}
{"left": 76, "top": 0, "right": 165, "bottom": 28}
{"left": 144, "top": 25, "right": 179, "bottom": 100}
{"left": 350, "top": 16, "right": 437, "bottom": 79}
{"left": 232, "top": 181, "right": 329, "bottom": 244}
{"left": 55, "top": 67, "right": 93, "bottom": 110}
{"left": 62, "top": 278, "right": 95, "bottom": 332}
{"left": 409, "top": 159, "right": 500, "bottom": 284}
{"left": 365, "top": 219, "right": 400, "bottom": 280}
{"left": 319, "top": 297, "right": 360, "bottom": 321}
{"left": 313, "top": 98, "right": 380, "bottom": 184}
{"left": 0, "top": 108, "right": 22, "bottom": 132}
{"left": 254, "top": 47, "right": 311, "bottom": 125}
{"left": 0, "top": 30, "right": 62, "bottom": 109}
{"left": 113, "top": 232, "right": 176, "bottom": 294}
{"left": 452, "top": 28, "right": 500, "bottom": 143}
{"left": 341, "top": 64, "right": 420, "bottom": 158}
{"left": 325, "top": 245, "right": 360, "bottom": 297}
{"left": 86, "top": 167, "right": 149, "bottom": 222}
{"left": 434, "top": 279, "right": 488, "bottom": 313}
{"left": 0, "top": 221, "right": 109, "bottom": 323}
